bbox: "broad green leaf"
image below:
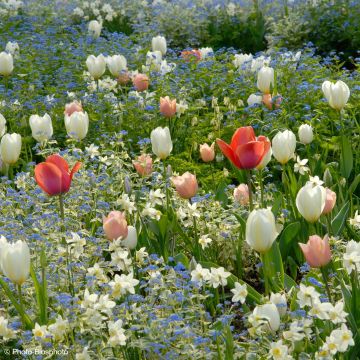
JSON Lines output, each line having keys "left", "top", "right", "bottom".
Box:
{"left": 279, "top": 222, "right": 301, "bottom": 260}
{"left": 331, "top": 201, "right": 350, "bottom": 236}
{"left": 340, "top": 135, "right": 353, "bottom": 179}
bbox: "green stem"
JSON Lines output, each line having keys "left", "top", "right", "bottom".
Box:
{"left": 163, "top": 160, "right": 169, "bottom": 212}
{"left": 260, "top": 253, "right": 270, "bottom": 295}
{"left": 320, "top": 267, "right": 332, "bottom": 303}
{"left": 258, "top": 169, "right": 265, "bottom": 207}
{"left": 246, "top": 170, "right": 253, "bottom": 211}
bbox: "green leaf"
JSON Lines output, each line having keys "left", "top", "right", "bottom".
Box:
{"left": 340, "top": 135, "right": 353, "bottom": 179}
{"left": 215, "top": 181, "right": 229, "bottom": 207}
{"left": 349, "top": 174, "right": 360, "bottom": 194}
{"left": 331, "top": 201, "right": 350, "bottom": 236}
{"left": 173, "top": 253, "right": 189, "bottom": 268}
{"left": 279, "top": 222, "right": 301, "bottom": 260}
{"left": 30, "top": 264, "right": 47, "bottom": 324}
{"left": 271, "top": 194, "right": 283, "bottom": 217}
{"left": 262, "top": 242, "right": 284, "bottom": 292}
{"left": 224, "top": 325, "right": 234, "bottom": 360}
{"left": 284, "top": 274, "right": 297, "bottom": 292}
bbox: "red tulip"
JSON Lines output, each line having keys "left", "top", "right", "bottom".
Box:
{"left": 216, "top": 126, "right": 271, "bottom": 169}
{"left": 34, "top": 154, "right": 81, "bottom": 196}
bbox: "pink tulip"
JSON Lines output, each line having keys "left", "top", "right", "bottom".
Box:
{"left": 299, "top": 235, "right": 331, "bottom": 268}
{"left": 64, "top": 101, "right": 83, "bottom": 117}
{"left": 117, "top": 71, "right": 131, "bottom": 85}
{"left": 233, "top": 184, "right": 249, "bottom": 205}
{"left": 103, "top": 211, "right": 128, "bottom": 241}
{"left": 160, "top": 96, "right": 177, "bottom": 118}
{"left": 322, "top": 188, "right": 336, "bottom": 215}
{"left": 132, "top": 73, "right": 149, "bottom": 92}
{"left": 262, "top": 94, "right": 282, "bottom": 110}
{"left": 171, "top": 172, "right": 198, "bottom": 199}
{"left": 199, "top": 142, "right": 215, "bottom": 162}
{"left": 132, "top": 154, "right": 153, "bottom": 176}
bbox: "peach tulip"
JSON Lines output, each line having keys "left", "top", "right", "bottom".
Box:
{"left": 103, "top": 211, "right": 128, "bottom": 241}
{"left": 132, "top": 73, "right": 149, "bottom": 92}
{"left": 322, "top": 188, "right": 336, "bottom": 215}
{"left": 171, "top": 172, "right": 198, "bottom": 199}
{"left": 299, "top": 235, "right": 331, "bottom": 268}
{"left": 117, "top": 71, "right": 131, "bottom": 85}
{"left": 262, "top": 94, "right": 282, "bottom": 110}
{"left": 132, "top": 154, "right": 152, "bottom": 176}
{"left": 199, "top": 143, "right": 215, "bottom": 162}
{"left": 233, "top": 184, "right": 249, "bottom": 205}
{"left": 160, "top": 96, "right": 177, "bottom": 118}
{"left": 64, "top": 101, "right": 83, "bottom": 117}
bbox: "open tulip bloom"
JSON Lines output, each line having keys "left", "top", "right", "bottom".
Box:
{"left": 34, "top": 154, "right": 81, "bottom": 196}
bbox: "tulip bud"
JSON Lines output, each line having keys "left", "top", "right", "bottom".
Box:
{"left": 1, "top": 240, "right": 30, "bottom": 285}
{"left": 86, "top": 54, "right": 106, "bottom": 80}
{"left": 296, "top": 182, "right": 326, "bottom": 223}
{"left": 247, "top": 94, "right": 262, "bottom": 106}
{"left": 322, "top": 80, "right": 350, "bottom": 110}
{"left": 5, "top": 41, "right": 19, "bottom": 57}
{"left": 29, "top": 113, "right": 53, "bottom": 143}
{"left": 150, "top": 126, "right": 172, "bottom": 160}
{"left": 160, "top": 96, "right": 177, "bottom": 118}
{"left": 199, "top": 142, "right": 215, "bottom": 162}
{"left": 0, "top": 113, "right": 6, "bottom": 137}
{"left": 299, "top": 234, "right": 331, "bottom": 268}
{"left": 246, "top": 208, "right": 278, "bottom": 253}
{"left": 233, "top": 184, "right": 249, "bottom": 205}
{"left": 0, "top": 133, "right": 21, "bottom": 164}
{"left": 103, "top": 211, "right": 128, "bottom": 241}
{"left": 133, "top": 73, "right": 149, "bottom": 92}
{"left": 64, "top": 101, "right": 83, "bottom": 117}
{"left": 171, "top": 172, "right": 198, "bottom": 199}
{"left": 132, "top": 154, "right": 152, "bottom": 176}
{"left": 270, "top": 293, "right": 287, "bottom": 317}
{"left": 272, "top": 130, "right": 296, "bottom": 165}
{"left": 152, "top": 35, "right": 167, "bottom": 56}
{"left": 298, "top": 124, "right": 313, "bottom": 144}
{"left": 106, "top": 55, "right": 127, "bottom": 77}
{"left": 121, "top": 225, "right": 137, "bottom": 250}
{"left": 262, "top": 94, "right": 282, "bottom": 110}
{"left": 0, "top": 235, "right": 8, "bottom": 273}
{"left": 251, "top": 303, "right": 280, "bottom": 332}
{"left": 124, "top": 175, "right": 132, "bottom": 194}
{"left": 323, "top": 168, "right": 333, "bottom": 187}
{"left": 88, "top": 20, "right": 102, "bottom": 38}
{"left": 64, "top": 111, "right": 89, "bottom": 140}
{"left": 0, "top": 52, "right": 13, "bottom": 76}
{"left": 322, "top": 188, "right": 336, "bottom": 215}
{"left": 257, "top": 66, "right": 274, "bottom": 94}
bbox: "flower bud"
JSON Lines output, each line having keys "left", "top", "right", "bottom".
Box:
{"left": 171, "top": 172, "right": 198, "bottom": 199}
{"left": 233, "top": 184, "right": 249, "bottom": 205}
{"left": 160, "top": 96, "right": 177, "bottom": 118}
{"left": 106, "top": 55, "right": 127, "bottom": 77}
{"left": 150, "top": 126, "right": 172, "bottom": 160}
{"left": 199, "top": 142, "right": 215, "bottom": 162}
{"left": 88, "top": 20, "right": 102, "bottom": 38}
{"left": 103, "top": 211, "right": 128, "bottom": 241}
{"left": 0, "top": 133, "right": 21, "bottom": 164}
{"left": 322, "top": 188, "right": 336, "bottom": 215}
{"left": 152, "top": 36, "right": 167, "bottom": 56}
{"left": 132, "top": 73, "right": 149, "bottom": 92}
{"left": 0, "top": 52, "right": 13, "bottom": 76}
{"left": 257, "top": 66, "right": 274, "bottom": 94}
{"left": 299, "top": 234, "right": 331, "bottom": 268}
{"left": 64, "top": 111, "right": 89, "bottom": 140}
{"left": 86, "top": 54, "right": 106, "bottom": 80}
{"left": 322, "top": 80, "right": 350, "bottom": 110}
{"left": 121, "top": 225, "right": 137, "bottom": 250}
{"left": 29, "top": 113, "right": 53, "bottom": 143}
{"left": 132, "top": 154, "right": 152, "bottom": 176}
{"left": 272, "top": 130, "right": 296, "bottom": 165}
{"left": 298, "top": 124, "right": 313, "bottom": 144}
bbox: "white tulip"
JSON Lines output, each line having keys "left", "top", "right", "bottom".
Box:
{"left": 86, "top": 54, "right": 106, "bottom": 80}
{"left": 0, "top": 51, "right": 13, "bottom": 76}
{"left": 257, "top": 66, "right": 274, "bottom": 94}
{"left": 272, "top": 130, "right": 296, "bottom": 164}
{"left": 88, "top": 20, "right": 102, "bottom": 38}
{"left": 5, "top": 41, "right": 19, "bottom": 56}
{"left": 64, "top": 111, "right": 89, "bottom": 140}
{"left": 0, "top": 113, "right": 6, "bottom": 137}
{"left": 0, "top": 236, "right": 8, "bottom": 273}
{"left": 1, "top": 240, "right": 30, "bottom": 285}
{"left": 0, "top": 133, "right": 21, "bottom": 164}
{"left": 121, "top": 226, "right": 137, "bottom": 250}
{"left": 150, "top": 126, "right": 172, "bottom": 160}
{"left": 296, "top": 182, "right": 326, "bottom": 223}
{"left": 151, "top": 35, "right": 167, "bottom": 56}
{"left": 247, "top": 94, "right": 262, "bottom": 106}
{"left": 322, "top": 80, "right": 350, "bottom": 110}
{"left": 246, "top": 208, "right": 278, "bottom": 253}
{"left": 29, "top": 113, "right": 53, "bottom": 143}
{"left": 270, "top": 293, "right": 287, "bottom": 317}
{"left": 256, "top": 144, "right": 272, "bottom": 170}
{"left": 250, "top": 303, "right": 280, "bottom": 332}
{"left": 298, "top": 124, "right": 313, "bottom": 144}
{"left": 233, "top": 53, "right": 253, "bottom": 69}
{"left": 106, "top": 55, "right": 127, "bottom": 77}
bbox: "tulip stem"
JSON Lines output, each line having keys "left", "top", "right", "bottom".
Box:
{"left": 258, "top": 170, "right": 265, "bottom": 207}
{"left": 246, "top": 170, "right": 253, "bottom": 211}
{"left": 17, "top": 284, "right": 25, "bottom": 318}
{"left": 163, "top": 160, "right": 169, "bottom": 212}
{"left": 260, "top": 253, "right": 270, "bottom": 295}
{"left": 320, "top": 266, "right": 332, "bottom": 303}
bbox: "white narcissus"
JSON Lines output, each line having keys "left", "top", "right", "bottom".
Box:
{"left": 150, "top": 126, "right": 173, "bottom": 160}
{"left": 246, "top": 208, "right": 279, "bottom": 253}
{"left": 322, "top": 80, "right": 350, "bottom": 110}
{"left": 29, "top": 113, "right": 53, "bottom": 142}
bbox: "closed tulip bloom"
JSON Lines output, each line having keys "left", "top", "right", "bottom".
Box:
{"left": 233, "top": 184, "right": 249, "bottom": 205}
{"left": 29, "top": 113, "right": 53, "bottom": 142}
{"left": 262, "top": 94, "right": 282, "bottom": 110}
{"left": 107, "top": 55, "right": 127, "bottom": 77}
{"left": 103, "top": 211, "right": 128, "bottom": 241}
{"left": 322, "top": 188, "right": 336, "bottom": 215}
{"left": 322, "top": 80, "right": 350, "bottom": 110}
{"left": 0, "top": 133, "right": 21, "bottom": 164}
{"left": 270, "top": 293, "right": 287, "bottom": 317}
{"left": 298, "top": 124, "right": 313, "bottom": 144}
{"left": 257, "top": 66, "right": 274, "bottom": 94}
{"left": 86, "top": 54, "right": 106, "bottom": 80}
{"left": 299, "top": 234, "right": 331, "bottom": 268}
{"left": 121, "top": 225, "right": 137, "bottom": 250}
{"left": 272, "top": 130, "right": 296, "bottom": 164}
{"left": 64, "top": 111, "right": 89, "bottom": 140}
{"left": 199, "top": 142, "right": 215, "bottom": 162}
{"left": 0, "top": 113, "right": 6, "bottom": 137}
{"left": 171, "top": 172, "right": 198, "bottom": 199}
{"left": 0, "top": 52, "right": 13, "bottom": 76}
{"left": 1, "top": 240, "right": 30, "bottom": 285}
{"left": 88, "top": 19, "right": 102, "bottom": 38}
{"left": 0, "top": 235, "right": 8, "bottom": 273}
{"left": 296, "top": 182, "right": 326, "bottom": 223}
{"left": 251, "top": 303, "right": 280, "bottom": 332}
{"left": 35, "top": 154, "right": 81, "bottom": 196}
{"left": 132, "top": 154, "right": 153, "bottom": 176}
{"left": 216, "top": 126, "right": 271, "bottom": 169}
{"left": 64, "top": 101, "right": 83, "bottom": 117}
{"left": 256, "top": 137, "right": 272, "bottom": 170}
{"left": 151, "top": 126, "right": 172, "bottom": 160}
{"left": 160, "top": 96, "right": 177, "bottom": 118}
{"left": 246, "top": 208, "right": 278, "bottom": 253}
{"left": 133, "top": 73, "right": 149, "bottom": 92}
{"left": 152, "top": 35, "right": 167, "bottom": 56}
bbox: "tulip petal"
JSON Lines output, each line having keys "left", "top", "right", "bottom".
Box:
{"left": 230, "top": 126, "right": 256, "bottom": 148}
{"left": 216, "top": 139, "right": 242, "bottom": 168}
{"left": 35, "top": 163, "right": 64, "bottom": 195}
{"left": 70, "top": 161, "right": 82, "bottom": 181}
{"left": 236, "top": 141, "right": 265, "bottom": 169}
{"left": 46, "top": 154, "right": 69, "bottom": 173}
